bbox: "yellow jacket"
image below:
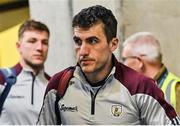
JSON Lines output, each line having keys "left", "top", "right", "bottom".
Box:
{"left": 155, "top": 65, "right": 180, "bottom": 115}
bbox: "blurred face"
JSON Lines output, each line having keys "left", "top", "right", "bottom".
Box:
{"left": 73, "top": 23, "right": 118, "bottom": 75}
{"left": 17, "top": 30, "right": 49, "bottom": 69}
{"left": 122, "top": 45, "right": 142, "bottom": 72}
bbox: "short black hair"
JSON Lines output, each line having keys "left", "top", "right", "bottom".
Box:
{"left": 72, "top": 5, "right": 117, "bottom": 42}
{"left": 18, "top": 19, "right": 50, "bottom": 39}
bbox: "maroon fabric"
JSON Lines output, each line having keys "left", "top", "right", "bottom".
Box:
{"left": 113, "top": 56, "right": 177, "bottom": 120}
{"left": 57, "top": 67, "right": 75, "bottom": 96}
{"left": 0, "top": 62, "right": 50, "bottom": 84}
{"left": 45, "top": 54, "right": 178, "bottom": 120}
{"left": 0, "top": 71, "right": 5, "bottom": 85}
{"left": 13, "top": 63, "right": 23, "bottom": 76}
{"left": 45, "top": 66, "right": 75, "bottom": 96}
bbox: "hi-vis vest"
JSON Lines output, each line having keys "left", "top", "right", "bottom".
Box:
{"left": 161, "top": 72, "right": 180, "bottom": 109}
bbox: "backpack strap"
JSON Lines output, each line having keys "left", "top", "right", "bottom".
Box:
{"left": 44, "top": 72, "right": 51, "bottom": 81}
{"left": 0, "top": 68, "right": 17, "bottom": 115}
{"left": 55, "top": 66, "right": 75, "bottom": 124}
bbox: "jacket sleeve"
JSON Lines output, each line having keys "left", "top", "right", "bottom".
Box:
{"left": 37, "top": 90, "right": 57, "bottom": 125}
{"left": 37, "top": 70, "right": 64, "bottom": 125}
{"left": 135, "top": 93, "right": 172, "bottom": 124}
{"left": 135, "top": 78, "right": 180, "bottom": 125}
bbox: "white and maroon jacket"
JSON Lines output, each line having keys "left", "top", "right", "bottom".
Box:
{"left": 0, "top": 63, "right": 50, "bottom": 125}
{"left": 38, "top": 55, "right": 179, "bottom": 125}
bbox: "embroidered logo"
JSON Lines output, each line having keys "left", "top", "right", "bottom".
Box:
{"left": 59, "top": 104, "right": 78, "bottom": 112}
{"left": 111, "top": 105, "right": 122, "bottom": 117}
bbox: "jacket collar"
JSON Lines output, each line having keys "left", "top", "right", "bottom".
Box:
{"left": 12, "top": 63, "right": 50, "bottom": 80}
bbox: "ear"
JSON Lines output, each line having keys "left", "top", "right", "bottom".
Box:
{"left": 16, "top": 41, "right": 21, "bottom": 52}
{"left": 109, "top": 37, "right": 119, "bottom": 52}
{"left": 138, "top": 58, "right": 145, "bottom": 72}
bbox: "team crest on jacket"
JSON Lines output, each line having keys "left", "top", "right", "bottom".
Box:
{"left": 111, "top": 105, "right": 122, "bottom": 117}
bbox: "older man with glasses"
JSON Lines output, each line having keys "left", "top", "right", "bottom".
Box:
{"left": 121, "top": 31, "right": 180, "bottom": 116}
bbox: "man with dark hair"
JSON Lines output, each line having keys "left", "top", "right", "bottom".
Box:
{"left": 37, "top": 5, "right": 180, "bottom": 125}
{"left": 0, "top": 19, "right": 50, "bottom": 124}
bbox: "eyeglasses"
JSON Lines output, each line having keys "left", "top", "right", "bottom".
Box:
{"left": 122, "top": 54, "right": 147, "bottom": 62}
{"left": 122, "top": 56, "right": 141, "bottom": 62}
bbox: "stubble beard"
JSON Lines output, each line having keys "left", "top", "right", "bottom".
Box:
{"left": 25, "top": 59, "right": 44, "bottom": 71}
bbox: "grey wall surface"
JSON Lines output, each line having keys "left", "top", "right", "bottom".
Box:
{"left": 121, "top": 0, "right": 180, "bottom": 76}
{"left": 29, "top": 0, "right": 180, "bottom": 76}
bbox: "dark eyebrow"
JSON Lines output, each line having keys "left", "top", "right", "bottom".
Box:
{"left": 73, "top": 36, "right": 99, "bottom": 43}
{"left": 73, "top": 36, "right": 80, "bottom": 40}
{"left": 85, "top": 36, "right": 99, "bottom": 41}
{"left": 42, "top": 38, "right": 49, "bottom": 42}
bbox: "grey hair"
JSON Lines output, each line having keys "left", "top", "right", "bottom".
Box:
{"left": 123, "top": 32, "right": 162, "bottom": 62}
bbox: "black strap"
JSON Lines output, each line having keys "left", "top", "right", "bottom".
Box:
{"left": 0, "top": 68, "right": 17, "bottom": 115}
{"left": 55, "top": 66, "right": 75, "bottom": 124}
{"left": 55, "top": 94, "right": 61, "bottom": 125}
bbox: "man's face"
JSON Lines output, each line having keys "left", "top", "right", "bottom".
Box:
{"left": 17, "top": 30, "right": 49, "bottom": 68}
{"left": 122, "top": 45, "right": 142, "bottom": 72}
{"left": 73, "top": 23, "right": 117, "bottom": 75}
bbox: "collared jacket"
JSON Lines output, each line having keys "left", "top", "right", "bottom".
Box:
{"left": 0, "top": 63, "right": 50, "bottom": 125}
{"left": 38, "top": 56, "right": 180, "bottom": 125}
{"left": 155, "top": 64, "right": 180, "bottom": 115}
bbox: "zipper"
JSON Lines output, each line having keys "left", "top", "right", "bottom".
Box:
{"left": 90, "top": 87, "right": 102, "bottom": 115}
{"left": 90, "top": 91, "right": 95, "bottom": 115}
{"left": 89, "top": 74, "right": 112, "bottom": 115}
{"left": 31, "top": 72, "right": 36, "bottom": 105}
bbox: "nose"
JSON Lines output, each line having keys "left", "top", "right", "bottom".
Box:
{"left": 79, "top": 42, "right": 90, "bottom": 56}
{"left": 36, "top": 41, "right": 43, "bottom": 51}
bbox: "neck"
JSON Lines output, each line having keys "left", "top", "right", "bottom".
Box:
{"left": 20, "top": 60, "right": 43, "bottom": 75}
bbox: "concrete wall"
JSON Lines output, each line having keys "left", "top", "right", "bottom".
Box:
{"left": 29, "top": 0, "right": 180, "bottom": 76}
{"left": 122, "top": 0, "right": 180, "bottom": 76}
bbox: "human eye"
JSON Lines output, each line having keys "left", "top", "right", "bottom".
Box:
{"left": 73, "top": 37, "right": 82, "bottom": 46}
{"left": 42, "top": 40, "right": 49, "bottom": 46}
{"left": 27, "top": 38, "right": 36, "bottom": 43}
{"left": 88, "top": 37, "right": 99, "bottom": 45}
